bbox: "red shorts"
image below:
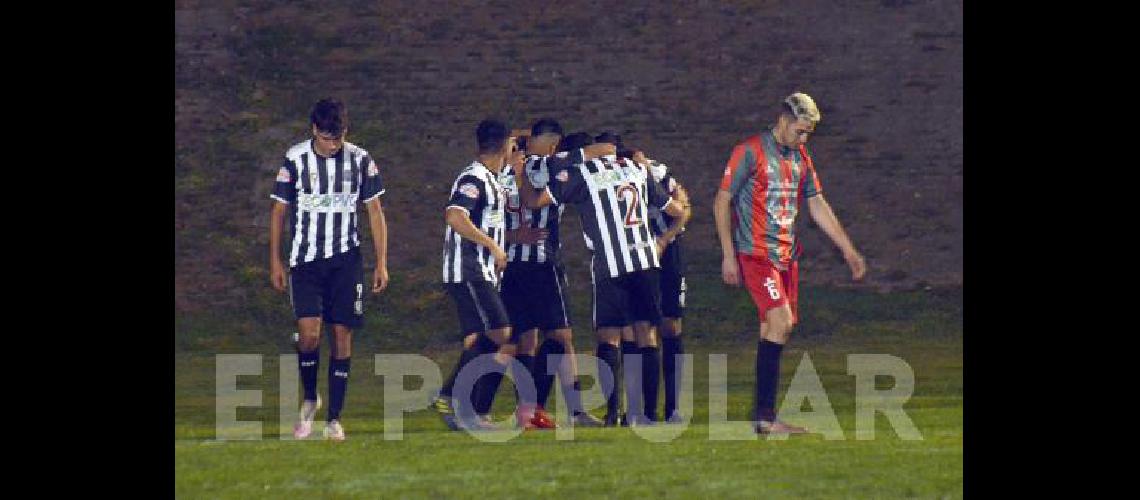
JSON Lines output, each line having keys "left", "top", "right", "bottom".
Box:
{"left": 737, "top": 253, "right": 799, "bottom": 325}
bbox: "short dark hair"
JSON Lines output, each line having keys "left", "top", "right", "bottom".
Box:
{"left": 476, "top": 119, "right": 510, "bottom": 154}
{"left": 594, "top": 131, "right": 622, "bottom": 147}
{"left": 310, "top": 98, "right": 348, "bottom": 136}
{"left": 530, "top": 118, "right": 563, "bottom": 137}
{"left": 557, "top": 132, "right": 594, "bottom": 153}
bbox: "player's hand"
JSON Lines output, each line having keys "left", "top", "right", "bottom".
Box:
{"left": 515, "top": 226, "right": 549, "bottom": 245}
{"left": 721, "top": 255, "right": 741, "bottom": 286}
{"left": 655, "top": 236, "right": 669, "bottom": 258}
{"left": 508, "top": 148, "right": 526, "bottom": 169}
{"left": 845, "top": 251, "right": 866, "bottom": 281}
{"left": 492, "top": 246, "right": 508, "bottom": 274}
{"left": 270, "top": 258, "right": 288, "bottom": 292}
{"left": 372, "top": 264, "right": 389, "bottom": 293}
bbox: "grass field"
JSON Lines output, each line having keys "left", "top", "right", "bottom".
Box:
{"left": 175, "top": 285, "right": 962, "bottom": 498}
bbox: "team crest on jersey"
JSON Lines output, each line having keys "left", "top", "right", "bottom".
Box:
{"left": 276, "top": 167, "right": 291, "bottom": 182}
{"left": 459, "top": 183, "right": 480, "bottom": 199}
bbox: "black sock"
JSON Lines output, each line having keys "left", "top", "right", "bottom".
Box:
{"left": 596, "top": 343, "right": 622, "bottom": 422}
{"left": 513, "top": 354, "right": 536, "bottom": 406}
{"left": 440, "top": 334, "right": 498, "bottom": 398}
{"left": 755, "top": 340, "right": 784, "bottom": 422}
{"left": 327, "top": 357, "right": 351, "bottom": 422}
{"left": 535, "top": 339, "right": 563, "bottom": 408}
{"left": 298, "top": 348, "right": 320, "bottom": 402}
{"left": 621, "top": 340, "right": 640, "bottom": 418}
{"left": 474, "top": 363, "right": 506, "bottom": 415}
{"left": 662, "top": 336, "right": 684, "bottom": 417}
{"left": 641, "top": 345, "right": 661, "bottom": 421}
{"left": 441, "top": 348, "right": 475, "bottom": 398}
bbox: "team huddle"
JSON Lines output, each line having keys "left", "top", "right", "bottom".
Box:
{"left": 268, "top": 93, "right": 866, "bottom": 440}
{"left": 433, "top": 119, "right": 692, "bottom": 431}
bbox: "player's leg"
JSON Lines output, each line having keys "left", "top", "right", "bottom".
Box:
{"left": 738, "top": 254, "right": 804, "bottom": 434}
{"left": 468, "top": 281, "right": 514, "bottom": 428}
{"left": 593, "top": 272, "right": 630, "bottom": 426}
{"left": 659, "top": 242, "right": 687, "bottom": 422}
{"left": 289, "top": 258, "right": 325, "bottom": 439}
{"left": 620, "top": 324, "right": 639, "bottom": 426}
{"left": 510, "top": 328, "right": 543, "bottom": 428}
{"left": 659, "top": 318, "right": 683, "bottom": 422}
{"left": 319, "top": 249, "right": 366, "bottom": 440}
{"left": 499, "top": 265, "right": 542, "bottom": 427}
{"left": 631, "top": 270, "right": 663, "bottom": 424}
{"left": 436, "top": 283, "right": 499, "bottom": 429}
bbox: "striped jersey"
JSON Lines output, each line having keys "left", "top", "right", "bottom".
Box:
{"left": 720, "top": 130, "right": 823, "bottom": 269}
{"left": 645, "top": 159, "right": 683, "bottom": 238}
{"left": 503, "top": 154, "right": 566, "bottom": 264}
{"left": 271, "top": 139, "right": 385, "bottom": 268}
{"left": 442, "top": 161, "right": 507, "bottom": 284}
{"left": 545, "top": 155, "right": 675, "bottom": 278}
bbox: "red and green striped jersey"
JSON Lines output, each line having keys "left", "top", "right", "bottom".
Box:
{"left": 719, "top": 131, "right": 823, "bottom": 268}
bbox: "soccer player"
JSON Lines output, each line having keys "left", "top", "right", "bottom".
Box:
{"left": 714, "top": 92, "right": 866, "bottom": 434}
{"left": 499, "top": 119, "right": 606, "bottom": 428}
{"left": 515, "top": 135, "right": 691, "bottom": 427}
{"left": 432, "top": 119, "right": 516, "bottom": 431}
{"left": 432, "top": 120, "right": 611, "bottom": 430}
{"left": 269, "top": 98, "right": 389, "bottom": 441}
{"left": 628, "top": 148, "right": 691, "bottom": 424}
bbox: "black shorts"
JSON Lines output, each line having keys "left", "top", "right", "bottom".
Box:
{"left": 445, "top": 281, "right": 511, "bottom": 338}
{"left": 659, "top": 240, "right": 686, "bottom": 319}
{"left": 500, "top": 261, "right": 573, "bottom": 334}
{"left": 289, "top": 247, "right": 365, "bottom": 328}
{"left": 592, "top": 268, "right": 662, "bottom": 329}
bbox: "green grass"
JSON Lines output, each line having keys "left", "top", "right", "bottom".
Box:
{"left": 175, "top": 286, "right": 962, "bottom": 498}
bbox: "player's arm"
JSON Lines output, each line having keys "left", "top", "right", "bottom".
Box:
{"left": 360, "top": 154, "right": 390, "bottom": 292}
{"left": 658, "top": 183, "right": 692, "bottom": 245}
{"left": 445, "top": 207, "right": 507, "bottom": 272}
{"left": 269, "top": 201, "right": 289, "bottom": 292}
{"left": 365, "top": 197, "right": 389, "bottom": 291}
{"left": 806, "top": 195, "right": 865, "bottom": 280}
{"left": 715, "top": 144, "right": 754, "bottom": 286}
{"left": 269, "top": 158, "right": 297, "bottom": 292}
{"left": 519, "top": 143, "right": 616, "bottom": 209}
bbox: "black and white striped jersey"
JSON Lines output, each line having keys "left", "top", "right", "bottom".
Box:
{"left": 545, "top": 155, "right": 676, "bottom": 278}
{"left": 503, "top": 154, "right": 566, "bottom": 264}
{"left": 442, "top": 161, "right": 507, "bottom": 284}
{"left": 271, "top": 139, "right": 385, "bottom": 268}
{"left": 645, "top": 159, "right": 684, "bottom": 238}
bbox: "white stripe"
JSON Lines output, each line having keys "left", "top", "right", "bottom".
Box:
{"left": 341, "top": 210, "right": 351, "bottom": 254}
{"left": 552, "top": 265, "right": 569, "bottom": 326}
{"left": 580, "top": 161, "right": 620, "bottom": 278}
{"left": 270, "top": 194, "right": 290, "bottom": 205}
{"left": 630, "top": 164, "right": 654, "bottom": 270}
{"left": 536, "top": 206, "right": 550, "bottom": 263}
{"left": 626, "top": 168, "right": 650, "bottom": 271}
{"left": 466, "top": 281, "right": 490, "bottom": 331}
{"left": 590, "top": 255, "right": 597, "bottom": 328}
{"left": 454, "top": 229, "right": 464, "bottom": 282}
{"left": 441, "top": 230, "right": 449, "bottom": 282}
{"left": 288, "top": 161, "right": 305, "bottom": 267}
{"left": 599, "top": 162, "right": 635, "bottom": 276}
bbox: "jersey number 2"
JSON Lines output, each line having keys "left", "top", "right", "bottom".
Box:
{"left": 617, "top": 184, "right": 641, "bottom": 227}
